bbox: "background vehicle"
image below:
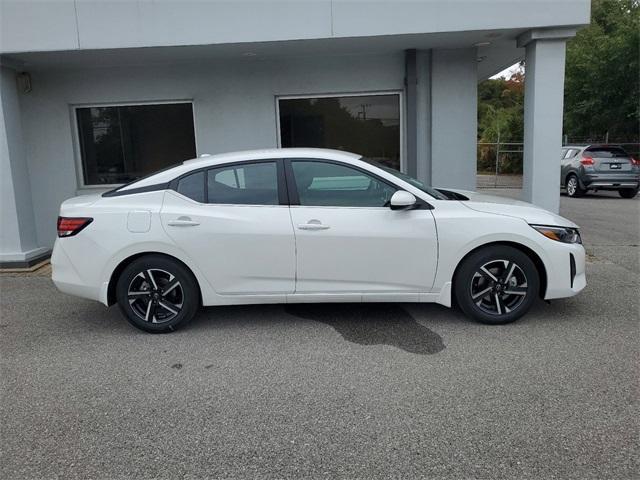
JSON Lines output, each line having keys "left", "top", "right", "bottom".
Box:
{"left": 561, "top": 145, "right": 640, "bottom": 198}
{"left": 52, "top": 148, "right": 586, "bottom": 333}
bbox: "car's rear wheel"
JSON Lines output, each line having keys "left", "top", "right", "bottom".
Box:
{"left": 116, "top": 255, "right": 199, "bottom": 333}
{"left": 566, "top": 174, "right": 585, "bottom": 197}
{"left": 619, "top": 187, "right": 639, "bottom": 199}
{"left": 454, "top": 246, "right": 539, "bottom": 325}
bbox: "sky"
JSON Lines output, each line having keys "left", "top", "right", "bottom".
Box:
{"left": 490, "top": 62, "right": 522, "bottom": 80}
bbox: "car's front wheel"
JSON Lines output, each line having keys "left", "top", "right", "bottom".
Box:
{"left": 454, "top": 246, "right": 539, "bottom": 325}
{"left": 116, "top": 255, "right": 200, "bottom": 333}
{"left": 619, "top": 187, "right": 639, "bottom": 199}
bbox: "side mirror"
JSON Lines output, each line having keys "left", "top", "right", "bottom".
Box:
{"left": 390, "top": 190, "right": 417, "bottom": 210}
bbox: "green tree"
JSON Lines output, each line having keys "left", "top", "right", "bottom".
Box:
{"left": 477, "top": 67, "right": 525, "bottom": 173}
{"left": 564, "top": 0, "right": 640, "bottom": 141}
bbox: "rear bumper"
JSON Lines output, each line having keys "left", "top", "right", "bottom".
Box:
{"left": 51, "top": 239, "right": 102, "bottom": 302}
{"left": 582, "top": 173, "right": 639, "bottom": 190}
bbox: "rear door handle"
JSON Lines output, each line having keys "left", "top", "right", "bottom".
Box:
{"left": 167, "top": 217, "right": 200, "bottom": 227}
{"left": 298, "top": 220, "right": 330, "bottom": 231}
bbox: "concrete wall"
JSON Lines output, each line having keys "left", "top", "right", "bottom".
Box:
{"left": 430, "top": 48, "right": 478, "bottom": 190}
{"left": 0, "top": 67, "right": 40, "bottom": 261}
{"left": 1, "top": 0, "right": 591, "bottom": 54}
{"left": 19, "top": 54, "right": 406, "bottom": 247}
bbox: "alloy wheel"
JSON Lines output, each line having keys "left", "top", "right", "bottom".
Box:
{"left": 127, "top": 269, "right": 184, "bottom": 323}
{"left": 567, "top": 177, "right": 577, "bottom": 196}
{"left": 469, "top": 259, "right": 528, "bottom": 316}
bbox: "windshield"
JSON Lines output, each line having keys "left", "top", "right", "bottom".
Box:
{"left": 361, "top": 158, "right": 450, "bottom": 200}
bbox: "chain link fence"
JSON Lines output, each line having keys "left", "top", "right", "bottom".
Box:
{"left": 477, "top": 139, "right": 640, "bottom": 189}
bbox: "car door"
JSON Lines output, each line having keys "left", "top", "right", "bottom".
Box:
{"left": 160, "top": 160, "right": 295, "bottom": 295}
{"left": 286, "top": 159, "right": 438, "bottom": 295}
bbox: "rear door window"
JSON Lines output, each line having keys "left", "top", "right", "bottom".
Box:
{"left": 207, "top": 162, "right": 279, "bottom": 205}
{"left": 176, "top": 171, "right": 205, "bottom": 202}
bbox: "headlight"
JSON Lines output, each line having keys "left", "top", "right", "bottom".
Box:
{"left": 530, "top": 224, "right": 582, "bottom": 244}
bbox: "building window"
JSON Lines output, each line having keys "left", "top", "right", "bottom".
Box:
{"left": 76, "top": 102, "right": 196, "bottom": 185}
{"left": 278, "top": 94, "right": 401, "bottom": 170}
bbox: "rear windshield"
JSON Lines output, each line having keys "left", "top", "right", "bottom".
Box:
{"left": 585, "top": 147, "right": 629, "bottom": 158}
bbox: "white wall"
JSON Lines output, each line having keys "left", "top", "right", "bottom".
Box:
{"left": 1, "top": 0, "right": 590, "bottom": 54}
{"left": 19, "top": 54, "right": 405, "bottom": 247}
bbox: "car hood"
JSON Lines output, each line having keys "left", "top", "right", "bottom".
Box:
{"left": 445, "top": 189, "right": 579, "bottom": 228}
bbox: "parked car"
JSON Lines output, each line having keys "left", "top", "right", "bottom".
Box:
{"left": 561, "top": 145, "right": 640, "bottom": 198}
{"left": 52, "top": 148, "right": 586, "bottom": 333}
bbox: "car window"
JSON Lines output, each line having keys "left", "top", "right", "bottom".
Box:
{"left": 291, "top": 160, "right": 396, "bottom": 207}
{"left": 561, "top": 148, "right": 568, "bottom": 159}
{"left": 176, "top": 171, "right": 205, "bottom": 202}
{"left": 207, "top": 162, "right": 279, "bottom": 205}
{"left": 585, "top": 147, "right": 629, "bottom": 158}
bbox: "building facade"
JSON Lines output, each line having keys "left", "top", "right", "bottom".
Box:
{"left": 1, "top": 0, "right": 590, "bottom": 266}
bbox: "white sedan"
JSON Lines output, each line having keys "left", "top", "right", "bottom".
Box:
{"left": 52, "top": 148, "right": 586, "bottom": 333}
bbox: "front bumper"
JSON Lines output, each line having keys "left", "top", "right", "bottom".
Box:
{"left": 544, "top": 242, "right": 586, "bottom": 300}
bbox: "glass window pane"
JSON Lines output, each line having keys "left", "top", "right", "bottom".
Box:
{"left": 207, "top": 162, "right": 278, "bottom": 205}
{"left": 176, "top": 171, "right": 205, "bottom": 202}
{"left": 76, "top": 103, "right": 196, "bottom": 185}
{"left": 279, "top": 94, "right": 401, "bottom": 170}
{"left": 291, "top": 160, "right": 396, "bottom": 207}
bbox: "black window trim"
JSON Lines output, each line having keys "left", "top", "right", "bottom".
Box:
{"left": 103, "top": 158, "right": 433, "bottom": 210}
{"left": 168, "top": 158, "right": 288, "bottom": 206}
{"left": 283, "top": 158, "right": 432, "bottom": 210}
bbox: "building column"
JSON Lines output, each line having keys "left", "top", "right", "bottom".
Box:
{"left": 0, "top": 66, "right": 47, "bottom": 268}
{"left": 518, "top": 28, "right": 576, "bottom": 212}
{"left": 428, "top": 48, "right": 478, "bottom": 190}
{"left": 404, "top": 49, "right": 432, "bottom": 184}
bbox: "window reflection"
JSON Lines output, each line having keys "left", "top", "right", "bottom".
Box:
{"left": 279, "top": 94, "right": 401, "bottom": 170}
{"left": 76, "top": 103, "right": 196, "bottom": 185}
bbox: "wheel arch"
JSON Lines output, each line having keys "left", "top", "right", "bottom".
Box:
{"left": 451, "top": 241, "right": 548, "bottom": 300}
{"left": 565, "top": 170, "right": 586, "bottom": 190}
{"left": 107, "top": 251, "right": 202, "bottom": 306}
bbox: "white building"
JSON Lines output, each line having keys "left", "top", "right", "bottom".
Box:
{"left": 0, "top": 0, "right": 590, "bottom": 267}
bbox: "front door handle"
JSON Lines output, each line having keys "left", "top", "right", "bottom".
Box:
{"left": 298, "top": 219, "right": 330, "bottom": 231}
{"left": 167, "top": 216, "right": 200, "bottom": 227}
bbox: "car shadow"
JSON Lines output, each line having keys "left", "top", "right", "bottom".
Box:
{"left": 284, "top": 303, "right": 446, "bottom": 355}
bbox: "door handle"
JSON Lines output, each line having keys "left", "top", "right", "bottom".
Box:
{"left": 298, "top": 220, "right": 330, "bottom": 231}
{"left": 167, "top": 217, "right": 200, "bottom": 227}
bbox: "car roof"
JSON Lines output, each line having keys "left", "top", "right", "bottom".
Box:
{"left": 564, "top": 144, "right": 626, "bottom": 149}
{"left": 118, "top": 148, "right": 362, "bottom": 191}
{"left": 183, "top": 147, "right": 360, "bottom": 165}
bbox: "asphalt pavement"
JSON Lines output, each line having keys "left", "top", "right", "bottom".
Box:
{"left": 1, "top": 191, "right": 638, "bottom": 479}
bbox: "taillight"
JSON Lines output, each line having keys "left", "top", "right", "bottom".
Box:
{"left": 580, "top": 156, "right": 594, "bottom": 166}
{"left": 631, "top": 157, "right": 640, "bottom": 166}
{"left": 57, "top": 217, "right": 93, "bottom": 237}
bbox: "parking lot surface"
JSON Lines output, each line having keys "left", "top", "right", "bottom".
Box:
{"left": 1, "top": 192, "right": 638, "bottom": 479}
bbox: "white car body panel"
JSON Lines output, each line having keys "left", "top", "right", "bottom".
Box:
{"left": 288, "top": 205, "right": 437, "bottom": 293}
{"left": 51, "top": 148, "right": 586, "bottom": 312}
{"left": 160, "top": 190, "right": 296, "bottom": 295}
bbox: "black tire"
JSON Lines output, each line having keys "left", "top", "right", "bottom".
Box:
{"left": 619, "top": 188, "right": 639, "bottom": 199}
{"left": 116, "top": 254, "right": 199, "bottom": 333}
{"left": 566, "top": 174, "right": 585, "bottom": 197}
{"left": 454, "top": 245, "right": 540, "bottom": 325}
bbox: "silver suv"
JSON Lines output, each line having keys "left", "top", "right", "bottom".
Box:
{"left": 561, "top": 145, "right": 640, "bottom": 198}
